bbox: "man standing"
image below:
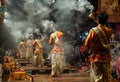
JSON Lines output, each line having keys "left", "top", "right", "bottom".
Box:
{"left": 33, "top": 31, "right": 45, "bottom": 68}
{"left": 85, "top": 13, "right": 113, "bottom": 82}
{"left": 26, "top": 35, "right": 34, "bottom": 62}
{"left": 19, "top": 39, "right": 26, "bottom": 58}
{"left": 49, "top": 24, "right": 65, "bottom": 77}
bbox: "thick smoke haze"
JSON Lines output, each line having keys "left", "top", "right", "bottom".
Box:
{"left": 4, "top": 0, "right": 93, "bottom": 40}
{"left": 1, "top": 0, "right": 94, "bottom": 59}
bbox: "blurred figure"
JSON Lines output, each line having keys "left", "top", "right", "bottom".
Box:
{"left": 116, "top": 45, "right": 120, "bottom": 80}
{"left": 49, "top": 23, "right": 65, "bottom": 77}
{"left": 26, "top": 34, "right": 34, "bottom": 63}
{"left": 2, "top": 56, "right": 15, "bottom": 81}
{"left": 19, "top": 39, "right": 26, "bottom": 58}
{"left": 33, "top": 31, "right": 45, "bottom": 68}
{"left": 85, "top": 13, "right": 113, "bottom": 82}
{"left": 111, "top": 33, "right": 115, "bottom": 41}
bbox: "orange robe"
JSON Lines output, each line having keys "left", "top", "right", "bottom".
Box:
{"left": 33, "top": 38, "right": 45, "bottom": 67}
{"left": 33, "top": 39, "right": 43, "bottom": 55}
{"left": 49, "top": 31, "right": 64, "bottom": 54}
{"left": 85, "top": 26, "right": 113, "bottom": 82}
{"left": 85, "top": 26, "right": 113, "bottom": 62}
{"left": 49, "top": 31, "right": 65, "bottom": 77}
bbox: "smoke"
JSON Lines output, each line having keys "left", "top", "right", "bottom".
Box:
{"left": 76, "top": 0, "right": 94, "bottom": 12}
{"left": 2, "top": 0, "right": 94, "bottom": 61}
{"left": 4, "top": 0, "right": 93, "bottom": 39}
{"left": 54, "top": 0, "right": 76, "bottom": 10}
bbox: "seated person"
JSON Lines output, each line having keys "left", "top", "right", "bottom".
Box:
{"left": 2, "top": 56, "right": 29, "bottom": 81}
{"left": 2, "top": 56, "right": 15, "bottom": 81}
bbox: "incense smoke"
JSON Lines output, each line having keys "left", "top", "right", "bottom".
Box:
{"left": 2, "top": 0, "right": 94, "bottom": 60}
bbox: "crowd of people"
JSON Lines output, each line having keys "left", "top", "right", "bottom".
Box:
{"left": 19, "top": 31, "right": 45, "bottom": 68}
{"left": 18, "top": 24, "right": 66, "bottom": 77}
{"left": 1, "top": 23, "right": 66, "bottom": 81}
{"left": 1, "top": 10, "right": 120, "bottom": 82}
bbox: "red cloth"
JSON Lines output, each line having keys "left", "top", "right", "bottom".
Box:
{"left": 80, "top": 45, "right": 87, "bottom": 53}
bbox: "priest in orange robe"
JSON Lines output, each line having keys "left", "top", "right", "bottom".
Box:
{"left": 49, "top": 24, "right": 65, "bottom": 77}
{"left": 85, "top": 13, "right": 113, "bottom": 82}
{"left": 33, "top": 32, "right": 45, "bottom": 68}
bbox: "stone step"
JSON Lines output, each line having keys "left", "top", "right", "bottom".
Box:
{"left": 21, "top": 66, "right": 78, "bottom": 74}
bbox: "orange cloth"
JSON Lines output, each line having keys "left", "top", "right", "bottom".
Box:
{"left": 3, "top": 56, "right": 15, "bottom": 70}
{"left": 51, "top": 47, "right": 64, "bottom": 54}
{"left": 33, "top": 39, "right": 43, "bottom": 55}
{"left": 8, "top": 68, "right": 29, "bottom": 81}
{"left": 33, "top": 40, "right": 40, "bottom": 49}
{"left": 89, "top": 54, "right": 111, "bottom": 62}
{"left": 3, "top": 63, "right": 14, "bottom": 70}
{"left": 49, "top": 31, "right": 64, "bottom": 54}
{"left": 9, "top": 71, "right": 26, "bottom": 80}
{"left": 85, "top": 26, "right": 112, "bottom": 62}
{"left": 34, "top": 49, "right": 43, "bottom": 55}
{"left": 49, "top": 31, "right": 63, "bottom": 46}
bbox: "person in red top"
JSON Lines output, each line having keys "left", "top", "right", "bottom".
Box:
{"left": 85, "top": 13, "right": 113, "bottom": 82}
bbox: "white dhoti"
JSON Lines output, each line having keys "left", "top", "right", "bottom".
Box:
{"left": 51, "top": 53, "right": 65, "bottom": 76}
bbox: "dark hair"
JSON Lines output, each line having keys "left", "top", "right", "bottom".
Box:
{"left": 98, "top": 13, "right": 108, "bottom": 25}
